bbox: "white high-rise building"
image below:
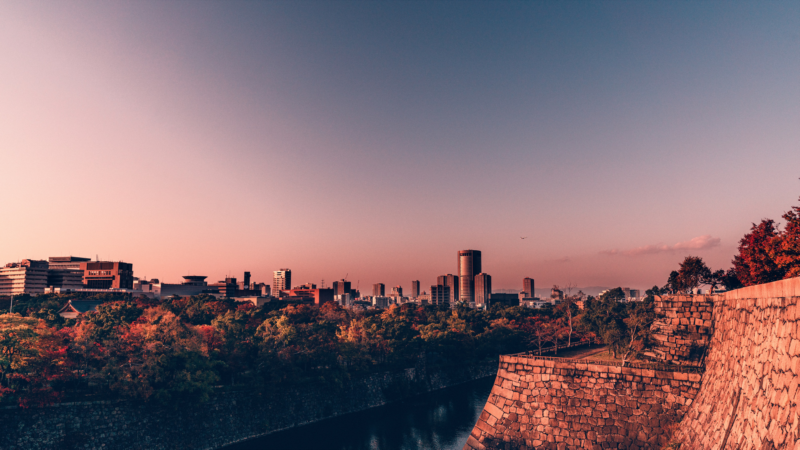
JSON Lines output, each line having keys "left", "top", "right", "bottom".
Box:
{"left": 273, "top": 269, "right": 291, "bottom": 296}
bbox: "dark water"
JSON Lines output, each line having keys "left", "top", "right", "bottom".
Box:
{"left": 227, "top": 376, "right": 495, "bottom": 450}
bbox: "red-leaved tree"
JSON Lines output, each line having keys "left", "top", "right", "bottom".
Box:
{"left": 773, "top": 199, "right": 800, "bottom": 279}
{"left": 733, "top": 219, "right": 784, "bottom": 286}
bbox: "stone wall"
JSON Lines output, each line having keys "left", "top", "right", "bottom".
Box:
{"left": 671, "top": 277, "right": 800, "bottom": 449}
{"left": 646, "top": 295, "right": 715, "bottom": 364}
{"left": 0, "top": 362, "right": 497, "bottom": 450}
{"left": 466, "top": 277, "right": 800, "bottom": 450}
{"left": 463, "top": 356, "right": 702, "bottom": 450}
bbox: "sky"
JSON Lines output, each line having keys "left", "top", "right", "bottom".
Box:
{"left": 1, "top": 1, "right": 799, "bottom": 293}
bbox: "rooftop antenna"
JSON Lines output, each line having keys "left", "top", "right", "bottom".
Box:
{"left": 321, "top": 279, "right": 325, "bottom": 288}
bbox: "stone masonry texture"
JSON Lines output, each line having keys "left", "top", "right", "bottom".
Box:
{"left": 463, "top": 357, "right": 702, "bottom": 450}
{"left": 466, "top": 277, "right": 800, "bottom": 450}
{"left": 0, "top": 363, "right": 497, "bottom": 450}
{"left": 672, "top": 277, "right": 800, "bottom": 449}
{"left": 647, "top": 295, "right": 714, "bottom": 364}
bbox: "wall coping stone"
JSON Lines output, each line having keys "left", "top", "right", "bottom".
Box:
{"left": 723, "top": 276, "right": 800, "bottom": 300}
{"left": 503, "top": 354, "right": 705, "bottom": 374}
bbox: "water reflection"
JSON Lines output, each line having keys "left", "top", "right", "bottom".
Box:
{"left": 228, "top": 376, "right": 494, "bottom": 450}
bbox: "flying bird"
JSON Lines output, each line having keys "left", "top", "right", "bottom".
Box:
{"left": 520, "top": 237, "right": 528, "bottom": 240}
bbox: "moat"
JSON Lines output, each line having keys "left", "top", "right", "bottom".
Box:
{"left": 226, "top": 376, "right": 495, "bottom": 450}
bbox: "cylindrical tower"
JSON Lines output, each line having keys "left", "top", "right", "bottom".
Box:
{"left": 458, "top": 250, "right": 482, "bottom": 304}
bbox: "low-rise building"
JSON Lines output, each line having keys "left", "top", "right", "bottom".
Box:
{"left": 135, "top": 275, "right": 214, "bottom": 299}
{"left": 490, "top": 293, "right": 520, "bottom": 307}
{"left": 0, "top": 260, "right": 49, "bottom": 295}
{"left": 335, "top": 293, "right": 352, "bottom": 306}
{"left": 235, "top": 296, "right": 272, "bottom": 307}
{"left": 57, "top": 300, "right": 105, "bottom": 319}
{"left": 281, "top": 288, "right": 334, "bottom": 305}
{"left": 372, "top": 296, "right": 392, "bottom": 309}
{"left": 81, "top": 261, "right": 134, "bottom": 289}
{"left": 520, "top": 297, "right": 551, "bottom": 309}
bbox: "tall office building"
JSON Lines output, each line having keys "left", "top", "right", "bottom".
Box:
{"left": 437, "top": 274, "right": 460, "bottom": 304}
{"left": 243, "top": 272, "right": 251, "bottom": 289}
{"left": 523, "top": 277, "right": 535, "bottom": 298}
{"left": 430, "top": 284, "right": 451, "bottom": 307}
{"left": 391, "top": 285, "right": 403, "bottom": 297}
{"left": 332, "top": 279, "right": 351, "bottom": 296}
{"left": 273, "top": 269, "right": 291, "bottom": 295}
{"left": 373, "top": 283, "right": 385, "bottom": 297}
{"left": 475, "top": 273, "right": 492, "bottom": 306}
{"left": 411, "top": 280, "right": 420, "bottom": 298}
{"left": 458, "top": 250, "right": 482, "bottom": 304}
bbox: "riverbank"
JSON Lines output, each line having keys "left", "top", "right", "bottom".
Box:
{"left": 0, "top": 361, "right": 498, "bottom": 450}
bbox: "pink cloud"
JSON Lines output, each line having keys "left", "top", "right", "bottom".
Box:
{"left": 601, "top": 235, "right": 721, "bottom": 257}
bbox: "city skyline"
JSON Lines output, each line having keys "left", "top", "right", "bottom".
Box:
{"left": 0, "top": 251, "right": 654, "bottom": 297}
{"left": 2, "top": 1, "right": 800, "bottom": 291}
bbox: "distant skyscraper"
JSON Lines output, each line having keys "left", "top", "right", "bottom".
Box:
{"left": 523, "top": 277, "right": 535, "bottom": 298}
{"left": 273, "top": 269, "right": 291, "bottom": 295}
{"left": 458, "top": 250, "right": 482, "bottom": 304}
{"left": 437, "top": 274, "right": 460, "bottom": 304}
{"left": 430, "top": 284, "right": 450, "bottom": 306}
{"left": 411, "top": 280, "right": 420, "bottom": 298}
{"left": 475, "top": 273, "right": 491, "bottom": 306}
{"left": 391, "top": 285, "right": 403, "bottom": 297}
{"left": 373, "top": 283, "right": 385, "bottom": 297}
{"left": 332, "top": 279, "right": 351, "bottom": 296}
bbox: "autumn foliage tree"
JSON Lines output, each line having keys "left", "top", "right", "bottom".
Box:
{"left": 100, "top": 308, "right": 220, "bottom": 403}
{"left": 0, "top": 314, "right": 75, "bottom": 407}
{"left": 733, "top": 219, "right": 785, "bottom": 286}
{"left": 772, "top": 200, "right": 800, "bottom": 278}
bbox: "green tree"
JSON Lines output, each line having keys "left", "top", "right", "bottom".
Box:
{"left": 676, "top": 256, "right": 712, "bottom": 293}
{"left": 85, "top": 301, "right": 143, "bottom": 341}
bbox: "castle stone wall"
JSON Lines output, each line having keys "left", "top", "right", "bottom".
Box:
{"left": 463, "top": 356, "right": 702, "bottom": 450}
{"left": 647, "top": 295, "right": 714, "bottom": 364}
{"left": 466, "top": 277, "right": 800, "bottom": 450}
{"left": 672, "top": 277, "right": 800, "bottom": 449}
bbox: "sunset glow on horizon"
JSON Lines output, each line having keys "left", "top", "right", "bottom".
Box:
{"left": 2, "top": 1, "right": 799, "bottom": 292}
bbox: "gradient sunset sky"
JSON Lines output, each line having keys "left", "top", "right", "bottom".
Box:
{"left": 2, "top": 1, "right": 799, "bottom": 293}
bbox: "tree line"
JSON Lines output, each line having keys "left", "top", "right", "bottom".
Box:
{"left": 0, "top": 293, "right": 599, "bottom": 408}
